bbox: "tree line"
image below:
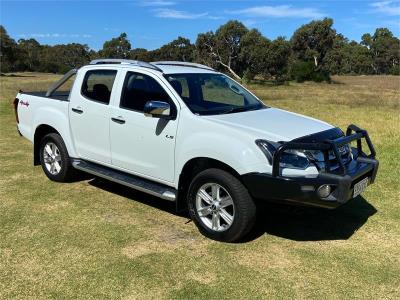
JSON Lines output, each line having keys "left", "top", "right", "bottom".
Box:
{"left": 1, "top": 18, "right": 399, "bottom": 82}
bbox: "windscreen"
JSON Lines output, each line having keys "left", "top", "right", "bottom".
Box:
{"left": 165, "top": 73, "right": 265, "bottom": 115}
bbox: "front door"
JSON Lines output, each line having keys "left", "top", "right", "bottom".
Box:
{"left": 110, "top": 71, "right": 178, "bottom": 183}
{"left": 69, "top": 69, "right": 118, "bottom": 164}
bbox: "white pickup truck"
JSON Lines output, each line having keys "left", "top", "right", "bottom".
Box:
{"left": 14, "top": 59, "right": 379, "bottom": 242}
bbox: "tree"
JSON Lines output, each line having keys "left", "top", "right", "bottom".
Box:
{"left": 16, "top": 38, "right": 41, "bottom": 71}
{"left": 195, "top": 32, "right": 218, "bottom": 67}
{"left": 240, "top": 29, "right": 270, "bottom": 80}
{"left": 240, "top": 32, "right": 291, "bottom": 82}
{"left": 264, "top": 37, "right": 291, "bottom": 80}
{"left": 152, "top": 36, "right": 195, "bottom": 62}
{"left": 196, "top": 21, "right": 248, "bottom": 79}
{"left": 36, "top": 43, "right": 91, "bottom": 73}
{"left": 37, "top": 45, "right": 60, "bottom": 73}
{"left": 361, "top": 28, "right": 400, "bottom": 74}
{"left": 57, "top": 43, "right": 91, "bottom": 71}
{"left": 99, "top": 33, "right": 131, "bottom": 59}
{"left": 322, "top": 34, "right": 347, "bottom": 74}
{"left": 324, "top": 36, "right": 373, "bottom": 75}
{"left": 130, "top": 48, "right": 152, "bottom": 61}
{"left": 0, "top": 25, "right": 17, "bottom": 72}
{"left": 1, "top": 23, "right": 399, "bottom": 77}
{"left": 291, "top": 18, "right": 337, "bottom": 68}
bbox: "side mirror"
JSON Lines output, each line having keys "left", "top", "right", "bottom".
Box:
{"left": 144, "top": 101, "right": 171, "bottom": 119}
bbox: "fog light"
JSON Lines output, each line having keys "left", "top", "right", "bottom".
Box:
{"left": 317, "top": 185, "right": 331, "bottom": 198}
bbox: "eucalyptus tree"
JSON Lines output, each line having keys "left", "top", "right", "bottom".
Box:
{"left": 196, "top": 21, "right": 248, "bottom": 80}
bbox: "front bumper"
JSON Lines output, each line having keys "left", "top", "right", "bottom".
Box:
{"left": 243, "top": 124, "right": 379, "bottom": 209}
{"left": 242, "top": 157, "right": 378, "bottom": 208}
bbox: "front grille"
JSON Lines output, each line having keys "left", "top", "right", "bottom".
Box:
{"left": 309, "top": 145, "right": 353, "bottom": 172}
{"left": 327, "top": 151, "right": 352, "bottom": 171}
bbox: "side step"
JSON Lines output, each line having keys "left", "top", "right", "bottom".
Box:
{"left": 72, "top": 160, "right": 177, "bottom": 201}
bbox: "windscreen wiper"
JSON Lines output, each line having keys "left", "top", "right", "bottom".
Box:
{"left": 218, "top": 105, "right": 262, "bottom": 115}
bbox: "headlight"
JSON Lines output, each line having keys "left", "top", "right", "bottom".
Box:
{"left": 280, "top": 149, "right": 310, "bottom": 169}
{"left": 255, "top": 140, "right": 310, "bottom": 170}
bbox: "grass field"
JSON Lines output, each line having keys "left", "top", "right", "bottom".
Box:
{"left": 1, "top": 73, "right": 399, "bottom": 299}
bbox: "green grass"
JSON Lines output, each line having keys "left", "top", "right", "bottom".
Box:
{"left": 1, "top": 73, "right": 399, "bottom": 299}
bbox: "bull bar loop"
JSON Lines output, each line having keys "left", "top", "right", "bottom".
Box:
{"left": 272, "top": 124, "right": 376, "bottom": 177}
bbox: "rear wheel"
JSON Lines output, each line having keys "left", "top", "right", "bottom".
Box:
{"left": 188, "top": 168, "right": 256, "bottom": 242}
{"left": 39, "top": 133, "right": 76, "bottom": 182}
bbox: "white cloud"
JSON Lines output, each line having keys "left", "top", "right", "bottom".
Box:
{"left": 154, "top": 8, "right": 208, "bottom": 19}
{"left": 17, "top": 33, "right": 92, "bottom": 39}
{"left": 371, "top": 1, "right": 400, "bottom": 16}
{"left": 208, "top": 15, "right": 224, "bottom": 20}
{"left": 140, "top": 0, "right": 176, "bottom": 6}
{"left": 104, "top": 27, "right": 120, "bottom": 32}
{"left": 228, "top": 5, "right": 325, "bottom": 19}
{"left": 243, "top": 19, "right": 257, "bottom": 27}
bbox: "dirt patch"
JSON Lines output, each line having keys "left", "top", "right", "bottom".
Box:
{"left": 122, "top": 227, "right": 207, "bottom": 259}
{"left": 42, "top": 200, "right": 69, "bottom": 212}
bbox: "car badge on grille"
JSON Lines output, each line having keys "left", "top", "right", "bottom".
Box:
{"left": 338, "top": 145, "right": 348, "bottom": 155}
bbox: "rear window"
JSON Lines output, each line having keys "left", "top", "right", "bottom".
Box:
{"left": 81, "top": 70, "right": 117, "bottom": 104}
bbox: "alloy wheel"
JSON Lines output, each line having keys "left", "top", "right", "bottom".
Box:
{"left": 43, "top": 142, "right": 62, "bottom": 175}
{"left": 195, "top": 183, "right": 235, "bottom": 232}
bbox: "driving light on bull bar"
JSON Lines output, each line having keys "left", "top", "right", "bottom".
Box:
{"left": 317, "top": 185, "right": 332, "bottom": 198}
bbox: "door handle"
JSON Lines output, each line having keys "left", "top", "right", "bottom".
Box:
{"left": 111, "top": 116, "right": 125, "bottom": 124}
{"left": 72, "top": 107, "right": 83, "bottom": 114}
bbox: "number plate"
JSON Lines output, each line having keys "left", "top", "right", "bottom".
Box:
{"left": 353, "top": 177, "right": 369, "bottom": 198}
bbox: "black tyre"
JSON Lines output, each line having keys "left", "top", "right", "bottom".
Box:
{"left": 187, "top": 168, "right": 256, "bottom": 242}
{"left": 39, "top": 133, "right": 76, "bottom": 182}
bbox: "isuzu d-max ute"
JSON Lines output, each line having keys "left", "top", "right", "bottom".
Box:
{"left": 14, "top": 59, "right": 379, "bottom": 242}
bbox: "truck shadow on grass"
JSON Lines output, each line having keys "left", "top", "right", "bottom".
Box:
{"left": 88, "top": 178, "right": 377, "bottom": 242}
{"left": 246, "top": 198, "right": 377, "bottom": 242}
{"left": 88, "top": 178, "right": 178, "bottom": 215}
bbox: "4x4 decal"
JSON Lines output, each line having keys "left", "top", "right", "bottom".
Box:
{"left": 19, "top": 100, "right": 29, "bottom": 107}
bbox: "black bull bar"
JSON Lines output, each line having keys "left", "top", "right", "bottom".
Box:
{"left": 272, "top": 124, "right": 376, "bottom": 177}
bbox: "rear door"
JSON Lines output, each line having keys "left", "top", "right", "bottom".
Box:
{"left": 109, "top": 70, "right": 179, "bottom": 183}
{"left": 69, "top": 68, "right": 119, "bottom": 164}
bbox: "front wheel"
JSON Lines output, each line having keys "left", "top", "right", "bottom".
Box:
{"left": 187, "top": 168, "right": 256, "bottom": 242}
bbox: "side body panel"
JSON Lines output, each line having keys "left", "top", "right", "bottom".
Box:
{"left": 68, "top": 67, "right": 122, "bottom": 164}
{"left": 173, "top": 108, "right": 271, "bottom": 187}
{"left": 16, "top": 93, "right": 78, "bottom": 158}
{"left": 109, "top": 68, "right": 181, "bottom": 183}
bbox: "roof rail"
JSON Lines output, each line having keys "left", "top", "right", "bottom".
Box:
{"left": 89, "top": 59, "right": 162, "bottom": 72}
{"left": 151, "top": 61, "right": 215, "bottom": 71}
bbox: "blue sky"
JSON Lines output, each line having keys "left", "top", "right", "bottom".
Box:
{"left": 1, "top": 0, "right": 399, "bottom": 50}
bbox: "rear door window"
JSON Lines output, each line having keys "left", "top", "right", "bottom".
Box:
{"left": 81, "top": 70, "right": 117, "bottom": 104}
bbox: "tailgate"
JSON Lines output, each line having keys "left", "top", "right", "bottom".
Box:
{"left": 15, "top": 92, "right": 36, "bottom": 141}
